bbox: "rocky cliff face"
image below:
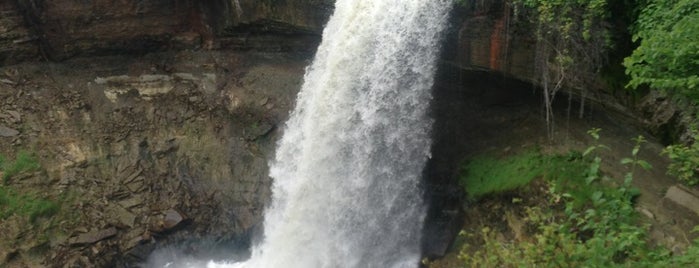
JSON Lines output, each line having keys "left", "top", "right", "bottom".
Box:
{"left": 0, "top": 1, "right": 562, "bottom": 266}
{"left": 1, "top": 1, "right": 536, "bottom": 82}
{"left": 442, "top": 1, "right": 536, "bottom": 84}
{"left": 1, "top": 0, "right": 333, "bottom": 64}
{"left": 0, "top": 51, "right": 309, "bottom": 266}
{"left": 0, "top": 1, "right": 39, "bottom": 64}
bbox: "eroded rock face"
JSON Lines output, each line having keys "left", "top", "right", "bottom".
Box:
{"left": 1, "top": 0, "right": 538, "bottom": 84}
{"left": 0, "top": 1, "right": 39, "bottom": 65}
{"left": 1, "top": 0, "right": 333, "bottom": 64}
{"left": 443, "top": 1, "right": 537, "bottom": 83}
{"left": 0, "top": 51, "right": 307, "bottom": 266}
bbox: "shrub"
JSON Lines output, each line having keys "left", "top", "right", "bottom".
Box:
{"left": 624, "top": 0, "right": 699, "bottom": 99}
{"left": 663, "top": 129, "right": 699, "bottom": 186}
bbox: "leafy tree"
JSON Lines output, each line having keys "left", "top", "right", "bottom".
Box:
{"left": 513, "top": 0, "right": 611, "bottom": 137}
{"left": 624, "top": 0, "right": 699, "bottom": 98}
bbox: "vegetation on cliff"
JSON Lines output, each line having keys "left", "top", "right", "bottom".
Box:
{"left": 624, "top": 0, "right": 699, "bottom": 98}
{"left": 511, "top": 0, "right": 699, "bottom": 185}
{"left": 0, "top": 151, "right": 58, "bottom": 222}
{"left": 445, "top": 131, "right": 699, "bottom": 267}
{"left": 445, "top": 1, "right": 699, "bottom": 265}
{"left": 500, "top": 0, "right": 698, "bottom": 99}
{"left": 509, "top": 0, "right": 611, "bottom": 137}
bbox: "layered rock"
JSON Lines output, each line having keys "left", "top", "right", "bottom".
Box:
{"left": 444, "top": 1, "right": 537, "bottom": 84}
{"left": 0, "top": 51, "right": 307, "bottom": 266}
{"left": 0, "top": 0, "right": 539, "bottom": 85}
{"left": 1, "top": 0, "right": 333, "bottom": 64}
{"left": 0, "top": 1, "right": 39, "bottom": 65}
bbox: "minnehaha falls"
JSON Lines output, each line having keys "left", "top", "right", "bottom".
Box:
{"left": 185, "top": 0, "right": 450, "bottom": 267}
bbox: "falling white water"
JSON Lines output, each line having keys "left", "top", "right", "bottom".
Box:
{"left": 168, "top": 0, "right": 452, "bottom": 267}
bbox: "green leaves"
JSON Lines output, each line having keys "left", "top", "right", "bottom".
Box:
{"left": 624, "top": 0, "right": 699, "bottom": 100}
{"left": 662, "top": 128, "right": 699, "bottom": 185}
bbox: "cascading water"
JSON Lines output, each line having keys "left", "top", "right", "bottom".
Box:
{"left": 163, "top": 0, "right": 451, "bottom": 267}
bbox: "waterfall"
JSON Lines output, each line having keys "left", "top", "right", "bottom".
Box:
{"left": 163, "top": 0, "right": 452, "bottom": 267}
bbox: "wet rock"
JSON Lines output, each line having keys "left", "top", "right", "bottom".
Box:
{"left": 150, "top": 209, "right": 187, "bottom": 233}
{"left": 422, "top": 207, "right": 463, "bottom": 258}
{"left": 69, "top": 227, "right": 117, "bottom": 245}
{"left": 125, "top": 242, "right": 156, "bottom": 263}
{"left": 244, "top": 121, "right": 274, "bottom": 141}
{"left": 0, "top": 125, "right": 19, "bottom": 137}
{"left": 163, "top": 209, "right": 185, "bottom": 230}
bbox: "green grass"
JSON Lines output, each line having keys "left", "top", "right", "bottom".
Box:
{"left": 459, "top": 150, "right": 591, "bottom": 201}
{"left": 0, "top": 151, "right": 56, "bottom": 222}
{"left": 0, "top": 187, "right": 59, "bottom": 221}
{"left": 2, "top": 150, "right": 41, "bottom": 183}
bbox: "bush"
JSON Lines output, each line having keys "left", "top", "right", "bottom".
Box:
{"left": 663, "top": 129, "right": 699, "bottom": 186}
{"left": 624, "top": 0, "right": 699, "bottom": 99}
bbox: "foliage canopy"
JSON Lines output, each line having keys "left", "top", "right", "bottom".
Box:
{"left": 624, "top": 0, "right": 699, "bottom": 97}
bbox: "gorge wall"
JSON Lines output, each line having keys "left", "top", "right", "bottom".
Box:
{"left": 444, "top": 1, "right": 536, "bottom": 84}
{"left": 0, "top": 1, "right": 542, "bottom": 266}
{"left": 1, "top": 0, "right": 333, "bottom": 64}
{"left": 1, "top": 0, "right": 533, "bottom": 82}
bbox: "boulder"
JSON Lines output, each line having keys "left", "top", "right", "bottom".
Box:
{"left": 162, "top": 209, "right": 185, "bottom": 230}
{"left": 664, "top": 185, "right": 699, "bottom": 216}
